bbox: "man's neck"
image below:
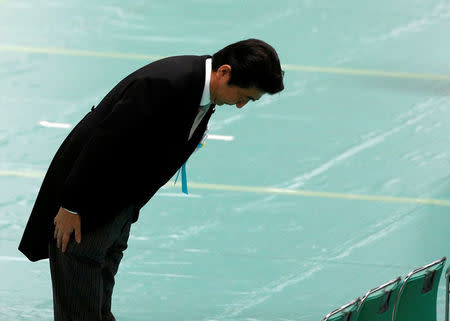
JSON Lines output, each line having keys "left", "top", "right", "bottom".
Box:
{"left": 209, "top": 71, "right": 217, "bottom": 105}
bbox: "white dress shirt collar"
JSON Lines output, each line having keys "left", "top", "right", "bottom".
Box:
{"left": 199, "top": 58, "right": 212, "bottom": 106}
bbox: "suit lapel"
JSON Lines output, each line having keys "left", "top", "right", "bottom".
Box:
{"left": 181, "top": 56, "right": 213, "bottom": 141}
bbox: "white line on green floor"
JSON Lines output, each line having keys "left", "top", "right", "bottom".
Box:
{"left": 1, "top": 44, "right": 450, "bottom": 81}
{"left": 2, "top": 169, "right": 449, "bottom": 207}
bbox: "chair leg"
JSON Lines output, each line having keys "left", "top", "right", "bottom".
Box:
{"left": 446, "top": 269, "right": 449, "bottom": 321}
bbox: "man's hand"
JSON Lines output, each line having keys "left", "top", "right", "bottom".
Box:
{"left": 54, "top": 207, "right": 81, "bottom": 253}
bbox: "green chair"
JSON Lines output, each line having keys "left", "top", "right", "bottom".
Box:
{"left": 323, "top": 298, "right": 361, "bottom": 321}
{"left": 356, "top": 277, "right": 402, "bottom": 321}
{"left": 445, "top": 267, "right": 449, "bottom": 321}
{"left": 392, "top": 257, "right": 446, "bottom": 321}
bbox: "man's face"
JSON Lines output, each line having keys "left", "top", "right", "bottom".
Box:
{"left": 211, "top": 65, "right": 265, "bottom": 108}
{"left": 214, "top": 85, "right": 264, "bottom": 108}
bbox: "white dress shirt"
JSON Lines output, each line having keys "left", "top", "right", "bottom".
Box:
{"left": 189, "top": 58, "right": 212, "bottom": 140}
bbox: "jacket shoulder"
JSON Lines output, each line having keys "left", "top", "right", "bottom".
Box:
{"left": 134, "top": 55, "right": 210, "bottom": 103}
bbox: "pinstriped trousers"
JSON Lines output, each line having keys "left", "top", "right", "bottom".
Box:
{"left": 49, "top": 205, "right": 134, "bottom": 321}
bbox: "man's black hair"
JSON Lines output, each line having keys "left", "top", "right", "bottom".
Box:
{"left": 212, "top": 39, "right": 284, "bottom": 94}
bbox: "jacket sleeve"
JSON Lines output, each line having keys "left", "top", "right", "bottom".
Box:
{"left": 60, "top": 78, "right": 171, "bottom": 229}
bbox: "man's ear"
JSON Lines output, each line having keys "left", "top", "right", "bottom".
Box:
{"left": 217, "top": 64, "right": 232, "bottom": 78}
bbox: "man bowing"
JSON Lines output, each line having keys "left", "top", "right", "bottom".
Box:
{"left": 19, "top": 38, "right": 284, "bottom": 321}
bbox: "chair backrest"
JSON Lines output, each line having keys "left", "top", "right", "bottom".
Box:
{"left": 357, "top": 277, "right": 402, "bottom": 321}
{"left": 323, "top": 298, "right": 361, "bottom": 321}
{"left": 392, "top": 257, "right": 446, "bottom": 321}
{"left": 446, "top": 267, "right": 449, "bottom": 321}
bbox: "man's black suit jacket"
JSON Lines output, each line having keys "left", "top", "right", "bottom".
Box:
{"left": 19, "top": 55, "right": 215, "bottom": 261}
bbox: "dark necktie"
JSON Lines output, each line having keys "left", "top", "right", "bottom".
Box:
{"left": 175, "top": 104, "right": 211, "bottom": 194}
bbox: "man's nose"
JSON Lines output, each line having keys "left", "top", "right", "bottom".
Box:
{"left": 236, "top": 101, "right": 248, "bottom": 108}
